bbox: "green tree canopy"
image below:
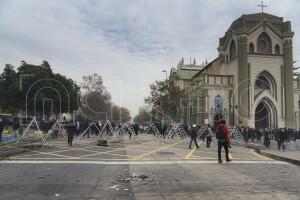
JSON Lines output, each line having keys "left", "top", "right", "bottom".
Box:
{"left": 0, "top": 61, "right": 80, "bottom": 116}
{"left": 145, "top": 80, "right": 182, "bottom": 120}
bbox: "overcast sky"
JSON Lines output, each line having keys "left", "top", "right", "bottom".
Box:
{"left": 0, "top": 0, "right": 299, "bottom": 117}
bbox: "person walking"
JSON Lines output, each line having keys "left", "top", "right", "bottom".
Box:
{"left": 263, "top": 128, "right": 270, "bottom": 148}
{"left": 66, "top": 122, "right": 76, "bottom": 147}
{"left": 12, "top": 118, "right": 19, "bottom": 138}
{"left": 133, "top": 123, "right": 139, "bottom": 136}
{"left": 206, "top": 125, "right": 213, "bottom": 148}
{"left": 216, "top": 120, "right": 231, "bottom": 163}
{"left": 0, "top": 119, "right": 3, "bottom": 142}
{"left": 278, "top": 128, "right": 287, "bottom": 151}
{"left": 189, "top": 124, "right": 199, "bottom": 149}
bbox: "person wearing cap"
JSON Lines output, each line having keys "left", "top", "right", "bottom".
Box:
{"left": 189, "top": 124, "right": 199, "bottom": 149}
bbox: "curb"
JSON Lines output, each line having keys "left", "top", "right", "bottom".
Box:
{"left": 253, "top": 148, "right": 300, "bottom": 166}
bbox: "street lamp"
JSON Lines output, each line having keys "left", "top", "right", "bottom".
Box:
{"left": 187, "top": 83, "right": 195, "bottom": 127}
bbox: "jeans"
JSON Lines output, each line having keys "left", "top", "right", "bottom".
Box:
{"left": 277, "top": 140, "right": 285, "bottom": 150}
{"left": 218, "top": 141, "right": 229, "bottom": 161}
{"left": 189, "top": 137, "right": 199, "bottom": 148}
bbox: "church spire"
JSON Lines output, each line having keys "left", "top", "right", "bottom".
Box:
{"left": 205, "top": 58, "right": 208, "bottom": 65}
{"left": 178, "top": 57, "right": 184, "bottom": 66}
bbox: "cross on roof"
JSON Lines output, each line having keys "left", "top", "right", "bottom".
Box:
{"left": 257, "top": 1, "right": 267, "bottom": 13}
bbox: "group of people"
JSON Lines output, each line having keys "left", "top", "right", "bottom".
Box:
{"left": 239, "top": 126, "right": 300, "bottom": 150}
{"left": 0, "top": 117, "right": 23, "bottom": 142}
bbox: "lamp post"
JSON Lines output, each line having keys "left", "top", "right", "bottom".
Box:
{"left": 187, "top": 83, "right": 195, "bottom": 127}
{"left": 19, "top": 73, "right": 35, "bottom": 123}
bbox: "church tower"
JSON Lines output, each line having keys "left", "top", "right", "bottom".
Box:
{"left": 217, "top": 12, "right": 295, "bottom": 128}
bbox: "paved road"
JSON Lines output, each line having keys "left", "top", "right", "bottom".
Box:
{"left": 0, "top": 134, "right": 299, "bottom": 200}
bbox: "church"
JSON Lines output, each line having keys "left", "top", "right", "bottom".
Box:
{"left": 169, "top": 12, "right": 300, "bottom": 129}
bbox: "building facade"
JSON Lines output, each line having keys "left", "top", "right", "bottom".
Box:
{"left": 171, "top": 12, "right": 300, "bottom": 129}
{"left": 169, "top": 58, "right": 205, "bottom": 124}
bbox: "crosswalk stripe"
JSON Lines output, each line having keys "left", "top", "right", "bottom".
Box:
{"left": 0, "top": 160, "right": 290, "bottom": 165}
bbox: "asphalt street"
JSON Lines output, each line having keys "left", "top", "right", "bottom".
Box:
{"left": 0, "top": 134, "right": 299, "bottom": 200}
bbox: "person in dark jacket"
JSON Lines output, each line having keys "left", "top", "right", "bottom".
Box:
{"left": 189, "top": 124, "right": 199, "bottom": 149}
{"left": 0, "top": 119, "right": 3, "bottom": 142}
{"left": 263, "top": 128, "right": 270, "bottom": 148}
{"left": 216, "top": 120, "right": 231, "bottom": 163}
{"left": 278, "top": 128, "right": 287, "bottom": 151}
{"left": 66, "top": 123, "right": 76, "bottom": 146}
{"left": 12, "top": 118, "right": 19, "bottom": 138}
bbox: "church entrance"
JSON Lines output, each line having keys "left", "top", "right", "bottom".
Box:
{"left": 254, "top": 98, "right": 277, "bottom": 128}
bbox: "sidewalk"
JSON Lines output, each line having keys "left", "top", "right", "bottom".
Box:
{"left": 254, "top": 148, "right": 300, "bottom": 166}
{"left": 241, "top": 139, "right": 300, "bottom": 166}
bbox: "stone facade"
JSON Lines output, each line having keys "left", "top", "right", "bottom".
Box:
{"left": 170, "top": 12, "right": 300, "bottom": 129}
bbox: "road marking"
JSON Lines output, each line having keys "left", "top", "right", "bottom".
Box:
{"left": 78, "top": 143, "right": 147, "bottom": 158}
{"left": 12, "top": 146, "right": 73, "bottom": 158}
{"left": 250, "top": 149, "right": 271, "bottom": 159}
{"left": 185, "top": 147, "right": 197, "bottom": 159}
{"left": 0, "top": 160, "right": 290, "bottom": 165}
{"left": 132, "top": 140, "right": 184, "bottom": 160}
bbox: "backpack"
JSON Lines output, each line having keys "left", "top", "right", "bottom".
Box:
{"left": 216, "top": 126, "right": 225, "bottom": 140}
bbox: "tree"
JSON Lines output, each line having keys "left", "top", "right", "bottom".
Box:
{"left": 79, "top": 73, "right": 131, "bottom": 122}
{"left": 145, "top": 79, "right": 182, "bottom": 120}
{"left": 0, "top": 61, "right": 80, "bottom": 116}
{"left": 133, "top": 109, "right": 151, "bottom": 124}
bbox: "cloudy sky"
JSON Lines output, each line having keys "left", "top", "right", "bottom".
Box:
{"left": 0, "top": 0, "right": 299, "bottom": 117}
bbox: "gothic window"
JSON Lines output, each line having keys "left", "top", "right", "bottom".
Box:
{"left": 254, "top": 71, "right": 277, "bottom": 98}
{"left": 229, "top": 40, "right": 236, "bottom": 61}
{"left": 257, "top": 32, "right": 272, "bottom": 54}
{"left": 275, "top": 44, "right": 280, "bottom": 54}
{"left": 249, "top": 43, "right": 254, "bottom": 53}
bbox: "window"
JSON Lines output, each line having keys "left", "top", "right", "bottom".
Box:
{"left": 257, "top": 32, "right": 272, "bottom": 54}
{"left": 229, "top": 40, "right": 236, "bottom": 61}
{"left": 215, "top": 95, "right": 222, "bottom": 113}
{"left": 275, "top": 44, "right": 280, "bottom": 54}
{"left": 249, "top": 43, "right": 254, "bottom": 53}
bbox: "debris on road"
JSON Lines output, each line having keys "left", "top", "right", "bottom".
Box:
{"left": 119, "top": 173, "right": 158, "bottom": 185}
{"left": 109, "top": 185, "right": 119, "bottom": 189}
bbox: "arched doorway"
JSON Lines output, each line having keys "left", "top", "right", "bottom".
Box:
{"left": 255, "top": 98, "right": 277, "bottom": 128}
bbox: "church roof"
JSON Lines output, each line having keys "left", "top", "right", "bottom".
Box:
{"left": 191, "top": 57, "right": 221, "bottom": 78}
{"left": 218, "top": 12, "right": 294, "bottom": 50}
{"left": 174, "top": 68, "right": 200, "bottom": 80}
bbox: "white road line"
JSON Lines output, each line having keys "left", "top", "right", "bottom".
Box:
{"left": 0, "top": 160, "right": 290, "bottom": 165}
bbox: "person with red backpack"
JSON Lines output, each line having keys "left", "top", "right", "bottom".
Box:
{"left": 216, "top": 120, "right": 232, "bottom": 163}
